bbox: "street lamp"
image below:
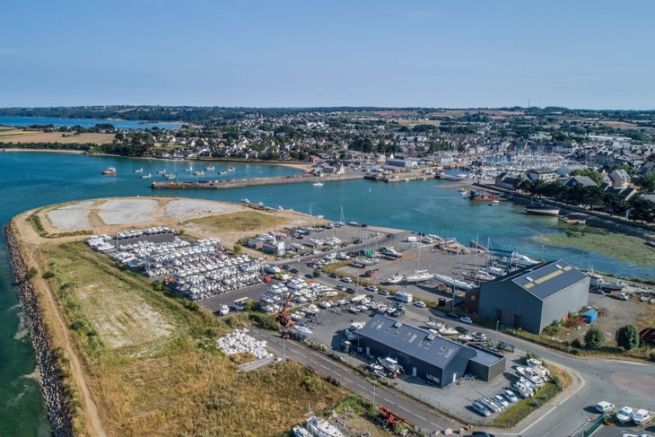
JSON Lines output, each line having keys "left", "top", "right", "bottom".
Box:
{"left": 496, "top": 320, "right": 500, "bottom": 331}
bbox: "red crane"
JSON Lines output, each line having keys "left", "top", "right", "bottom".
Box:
{"left": 276, "top": 291, "right": 295, "bottom": 328}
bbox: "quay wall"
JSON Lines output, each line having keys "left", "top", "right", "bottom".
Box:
{"left": 151, "top": 173, "right": 363, "bottom": 190}
{"left": 4, "top": 222, "right": 74, "bottom": 437}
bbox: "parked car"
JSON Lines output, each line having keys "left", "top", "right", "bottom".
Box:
{"left": 447, "top": 312, "right": 459, "bottom": 319}
{"left": 471, "top": 401, "right": 491, "bottom": 417}
{"left": 616, "top": 406, "right": 634, "bottom": 424}
{"left": 472, "top": 332, "right": 488, "bottom": 342}
{"left": 378, "top": 289, "right": 390, "bottom": 296}
{"left": 479, "top": 398, "right": 501, "bottom": 413}
{"left": 595, "top": 401, "right": 615, "bottom": 414}
{"left": 456, "top": 326, "right": 469, "bottom": 334}
{"left": 632, "top": 408, "right": 651, "bottom": 425}
{"left": 503, "top": 390, "right": 518, "bottom": 403}
{"left": 494, "top": 394, "right": 509, "bottom": 408}
{"left": 366, "top": 285, "right": 378, "bottom": 292}
{"left": 413, "top": 300, "right": 427, "bottom": 308}
{"left": 471, "top": 432, "right": 496, "bottom": 437}
{"left": 341, "top": 276, "right": 353, "bottom": 283}
{"left": 460, "top": 316, "right": 473, "bottom": 324}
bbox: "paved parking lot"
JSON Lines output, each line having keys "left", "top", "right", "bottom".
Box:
{"left": 288, "top": 287, "right": 522, "bottom": 425}
{"left": 592, "top": 422, "right": 655, "bottom": 437}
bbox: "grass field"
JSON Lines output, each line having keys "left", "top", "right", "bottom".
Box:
{"left": 189, "top": 210, "right": 287, "bottom": 233}
{"left": 535, "top": 224, "right": 655, "bottom": 267}
{"left": 40, "top": 242, "right": 347, "bottom": 436}
{"left": 0, "top": 128, "right": 115, "bottom": 144}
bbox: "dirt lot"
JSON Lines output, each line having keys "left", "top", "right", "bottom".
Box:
{"left": 0, "top": 128, "right": 115, "bottom": 144}
{"left": 543, "top": 293, "right": 655, "bottom": 347}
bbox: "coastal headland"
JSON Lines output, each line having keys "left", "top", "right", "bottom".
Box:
{"left": 7, "top": 197, "right": 347, "bottom": 436}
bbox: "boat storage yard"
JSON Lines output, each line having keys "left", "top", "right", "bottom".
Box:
{"left": 87, "top": 228, "right": 264, "bottom": 300}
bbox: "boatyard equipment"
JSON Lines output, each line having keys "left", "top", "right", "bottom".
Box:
{"left": 277, "top": 292, "right": 295, "bottom": 327}
{"left": 378, "top": 406, "right": 406, "bottom": 428}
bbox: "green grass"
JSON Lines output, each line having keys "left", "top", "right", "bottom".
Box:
{"left": 492, "top": 382, "right": 561, "bottom": 427}
{"left": 535, "top": 224, "right": 655, "bottom": 267}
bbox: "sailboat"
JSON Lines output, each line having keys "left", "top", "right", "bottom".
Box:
{"left": 404, "top": 244, "right": 433, "bottom": 283}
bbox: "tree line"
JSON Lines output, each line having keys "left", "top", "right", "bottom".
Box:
{"left": 518, "top": 179, "right": 655, "bottom": 222}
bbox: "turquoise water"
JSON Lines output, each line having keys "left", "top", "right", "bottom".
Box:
{"left": 0, "top": 151, "right": 651, "bottom": 436}
{"left": 0, "top": 115, "right": 182, "bottom": 129}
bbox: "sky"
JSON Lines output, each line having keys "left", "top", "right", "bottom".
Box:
{"left": 0, "top": 0, "right": 653, "bottom": 109}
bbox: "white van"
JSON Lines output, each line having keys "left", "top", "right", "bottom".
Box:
{"left": 595, "top": 401, "right": 615, "bottom": 414}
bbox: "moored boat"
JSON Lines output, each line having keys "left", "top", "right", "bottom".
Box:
{"left": 469, "top": 190, "right": 496, "bottom": 202}
{"left": 525, "top": 204, "right": 560, "bottom": 216}
{"left": 101, "top": 167, "right": 117, "bottom": 176}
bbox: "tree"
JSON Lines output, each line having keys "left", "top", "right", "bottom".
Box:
{"left": 584, "top": 326, "right": 605, "bottom": 349}
{"left": 571, "top": 168, "right": 605, "bottom": 185}
{"left": 616, "top": 325, "right": 640, "bottom": 350}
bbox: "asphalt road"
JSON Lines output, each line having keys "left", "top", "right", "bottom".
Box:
{"left": 253, "top": 327, "right": 464, "bottom": 435}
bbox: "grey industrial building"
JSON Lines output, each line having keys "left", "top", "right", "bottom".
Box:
{"left": 478, "top": 260, "right": 590, "bottom": 334}
{"left": 356, "top": 315, "right": 506, "bottom": 388}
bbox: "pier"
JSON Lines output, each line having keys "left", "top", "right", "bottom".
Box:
{"left": 151, "top": 173, "right": 364, "bottom": 190}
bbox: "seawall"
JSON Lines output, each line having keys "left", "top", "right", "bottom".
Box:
{"left": 4, "top": 222, "right": 74, "bottom": 437}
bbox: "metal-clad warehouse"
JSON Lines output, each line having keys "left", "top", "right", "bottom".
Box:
{"left": 478, "top": 260, "right": 590, "bottom": 334}
{"left": 357, "top": 315, "right": 505, "bottom": 388}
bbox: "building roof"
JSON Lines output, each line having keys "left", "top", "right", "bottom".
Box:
{"left": 566, "top": 175, "right": 598, "bottom": 187}
{"left": 528, "top": 167, "right": 556, "bottom": 174}
{"left": 357, "top": 315, "right": 502, "bottom": 369}
{"left": 487, "top": 260, "right": 588, "bottom": 301}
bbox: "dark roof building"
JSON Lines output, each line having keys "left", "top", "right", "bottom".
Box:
{"left": 356, "top": 315, "right": 505, "bottom": 387}
{"left": 565, "top": 175, "right": 598, "bottom": 188}
{"left": 478, "top": 260, "right": 590, "bottom": 334}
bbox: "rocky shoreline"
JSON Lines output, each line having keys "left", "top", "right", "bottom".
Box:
{"left": 4, "top": 221, "right": 74, "bottom": 436}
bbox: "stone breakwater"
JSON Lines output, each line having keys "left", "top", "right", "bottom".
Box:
{"left": 4, "top": 222, "right": 74, "bottom": 436}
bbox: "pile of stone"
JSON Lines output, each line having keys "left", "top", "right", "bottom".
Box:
{"left": 216, "top": 329, "right": 272, "bottom": 360}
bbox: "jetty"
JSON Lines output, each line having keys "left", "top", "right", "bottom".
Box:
{"left": 151, "top": 173, "right": 363, "bottom": 190}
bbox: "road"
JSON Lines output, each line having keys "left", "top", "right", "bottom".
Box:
{"left": 253, "top": 328, "right": 463, "bottom": 435}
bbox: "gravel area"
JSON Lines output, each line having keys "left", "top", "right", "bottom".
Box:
{"left": 97, "top": 198, "right": 159, "bottom": 225}
{"left": 164, "top": 198, "right": 241, "bottom": 220}
{"left": 46, "top": 201, "right": 94, "bottom": 231}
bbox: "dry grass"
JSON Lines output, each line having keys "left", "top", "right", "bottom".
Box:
{"left": 186, "top": 210, "right": 292, "bottom": 247}
{"left": 0, "top": 129, "right": 115, "bottom": 144}
{"left": 190, "top": 211, "right": 285, "bottom": 233}
{"left": 40, "top": 241, "right": 346, "bottom": 436}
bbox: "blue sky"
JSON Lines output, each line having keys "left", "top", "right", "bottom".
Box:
{"left": 1, "top": 0, "right": 653, "bottom": 109}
